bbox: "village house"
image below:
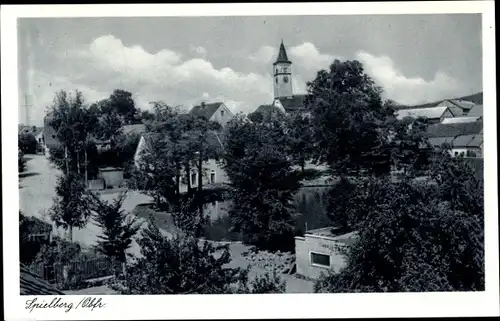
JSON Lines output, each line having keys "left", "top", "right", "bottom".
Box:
{"left": 395, "top": 106, "right": 455, "bottom": 123}
{"left": 189, "top": 101, "right": 234, "bottom": 127}
{"left": 133, "top": 102, "right": 234, "bottom": 217}
{"left": 294, "top": 227, "right": 358, "bottom": 280}
{"left": 426, "top": 122, "right": 483, "bottom": 157}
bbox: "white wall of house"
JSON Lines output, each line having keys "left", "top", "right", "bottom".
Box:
{"left": 295, "top": 234, "right": 348, "bottom": 279}
{"left": 209, "top": 104, "right": 234, "bottom": 127}
{"left": 450, "top": 147, "right": 482, "bottom": 158}
{"left": 439, "top": 108, "right": 455, "bottom": 121}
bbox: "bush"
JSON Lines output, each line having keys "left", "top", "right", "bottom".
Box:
{"left": 249, "top": 271, "right": 286, "bottom": 293}
{"left": 19, "top": 211, "right": 52, "bottom": 264}
{"left": 18, "top": 148, "right": 26, "bottom": 173}
{"left": 19, "top": 133, "right": 38, "bottom": 154}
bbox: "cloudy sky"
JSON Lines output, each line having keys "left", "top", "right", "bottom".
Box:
{"left": 18, "top": 14, "right": 482, "bottom": 126}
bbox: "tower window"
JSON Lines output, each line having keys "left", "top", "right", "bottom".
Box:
{"left": 275, "top": 78, "right": 278, "bottom": 84}
{"left": 283, "top": 76, "right": 289, "bottom": 83}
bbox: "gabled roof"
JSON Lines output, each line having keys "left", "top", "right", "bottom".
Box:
{"left": 448, "top": 99, "right": 476, "bottom": 110}
{"left": 273, "top": 41, "right": 291, "bottom": 65}
{"left": 451, "top": 134, "right": 477, "bottom": 147}
{"left": 122, "top": 124, "right": 146, "bottom": 135}
{"left": 447, "top": 106, "right": 465, "bottom": 117}
{"left": 140, "top": 130, "right": 225, "bottom": 157}
{"left": 395, "top": 106, "right": 449, "bottom": 120}
{"left": 466, "top": 104, "right": 483, "bottom": 117}
{"left": 441, "top": 116, "right": 482, "bottom": 124}
{"left": 426, "top": 121, "right": 483, "bottom": 138}
{"left": 20, "top": 264, "right": 65, "bottom": 295}
{"left": 189, "top": 102, "right": 224, "bottom": 120}
{"left": 275, "top": 94, "right": 309, "bottom": 112}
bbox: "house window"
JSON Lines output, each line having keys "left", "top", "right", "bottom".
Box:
{"left": 221, "top": 110, "right": 225, "bottom": 117}
{"left": 210, "top": 170, "right": 216, "bottom": 184}
{"left": 454, "top": 151, "right": 458, "bottom": 157}
{"left": 310, "top": 252, "right": 330, "bottom": 267}
{"left": 191, "top": 173, "right": 197, "bottom": 186}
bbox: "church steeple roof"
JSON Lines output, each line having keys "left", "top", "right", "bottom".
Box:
{"left": 273, "top": 40, "right": 292, "bottom": 65}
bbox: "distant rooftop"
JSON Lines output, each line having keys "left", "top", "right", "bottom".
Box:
{"left": 395, "top": 106, "right": 449, "bottom": 120}
{"left": 441, "top": 116, "right": 482, "bottom": 124}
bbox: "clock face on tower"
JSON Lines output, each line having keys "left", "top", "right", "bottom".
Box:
{"left": 283, "top": 76, "right": 289, "bottom": 83}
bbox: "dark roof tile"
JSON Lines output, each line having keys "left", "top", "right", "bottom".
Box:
{"left": 426, "top": 121, "right": 483, "bottom": 138}
{"left": 189, "top": 102, "right": 223, "bottom": 119}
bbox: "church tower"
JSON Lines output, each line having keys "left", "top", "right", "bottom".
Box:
{"left": 273, "top": 40, "right": 293, "bottom": 99}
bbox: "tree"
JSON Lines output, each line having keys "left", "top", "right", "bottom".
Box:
{"left": 222, "top": 116, "right": 302, "bottom": 252}
{"left": 19, "top": 132, "right": 38, "bottom": 154}
{"left": 314, "top": 159, "right": 484, "bottom": 292}
{"left": 90, "top": 191, "right": 141, "bottom": 275}
{"left": 285, "top": 113, "right": 315, "bottom": 171}
{"left": 133, "top": 102, "right": 226, "bottom": 237}
{"left": 48, "top": 90, "right": 98, "bottom": 175}
{"left": 117, "top": 220, "right": 249, "bottom": 294}
{"left": 325, "top": 176, "right": 358, "bottom": 232}
{"left": 388, "top": 116, "right": 432, "bottom": 176}
{"left": 108, "top": 89, "right": 137, "bottom": 124}
{"left": 306, "top": 59, "right": 392, "bottom": 176}
{"left": 49, "top": 172, "right": 94, "bottom": 241}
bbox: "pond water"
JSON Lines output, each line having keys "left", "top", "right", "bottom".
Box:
{"left": 133, "top": 186, "right": 333, "bottom": 242}
{"left": 204, "top": 186, "right": 332, "bottom": 241}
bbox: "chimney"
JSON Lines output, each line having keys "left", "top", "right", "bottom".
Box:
{"left": 201, "top": 101, "right": 206, "bottom": 108}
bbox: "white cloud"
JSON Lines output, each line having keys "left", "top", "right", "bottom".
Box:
{"left": 289, "top": 42, "right": 335, "bottom": 72}
{"left": 51, "top": 35, "right": 275, "bottom": 115}
{"left": 22, "top": 71, "right": 109, "bottom": 126}
{"left": 249, "top": 45, "right": 277, "bottom": 64}
{"left": 356, "top": 51, "right": 460, "bottom": 105}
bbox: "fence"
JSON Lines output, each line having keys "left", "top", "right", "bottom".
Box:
{"left": 29, "top": 257, "right": 114, "bottom": 285}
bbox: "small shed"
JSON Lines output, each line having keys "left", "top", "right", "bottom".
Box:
{"left": 295, "top": 227, "right": 358, "bottom": 280}
{"left": 98, "top": 167, "right": 124, "bottom": 189}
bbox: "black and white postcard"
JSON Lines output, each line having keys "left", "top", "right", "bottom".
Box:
{"left": 2, "top": 2, "right": 498, "bottom": 320}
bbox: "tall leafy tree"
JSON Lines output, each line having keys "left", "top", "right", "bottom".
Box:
{"left": 90, "top": 192, "right": 141, "bottom": 275}
{"left": 108, "top": 89, "right": 138, "bottom": 124}
{"left": 306, "top": 59, "right": 392, "bottom": 176}
{"left": 49, "top": 172, "right": 94, "bottom": 241}
{"left": 48, "top": 90, "right": 98, "bottom": 175}
{"left": 222, "top": 116, "right": 302, "bottom": 252}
